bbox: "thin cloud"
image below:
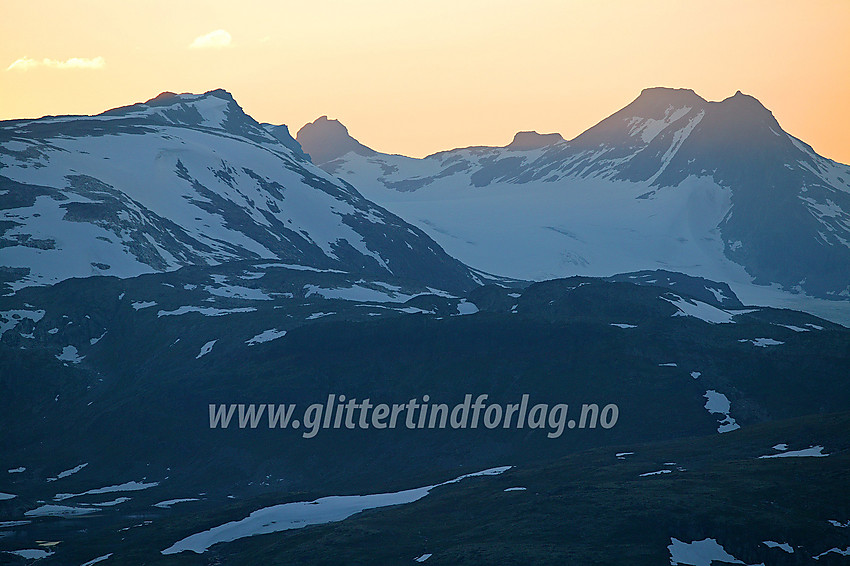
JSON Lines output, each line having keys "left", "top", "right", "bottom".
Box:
{"left": 189, "top": 30, "right": 232, "bottom": 49}
{"left": 6, "top": 56, "right": 106, "bottom": 71}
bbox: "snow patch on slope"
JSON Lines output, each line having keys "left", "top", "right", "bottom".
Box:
{"left": 161, "top": 466, "right": 510, "bottom": 555}
{"left": 663, "top": 295, "right": 736, "bottom": 324}
{"left": 703, "top": 390, "right": 740, "bottom": 433}
{"left": 759, "top": 445, "right": 828, "bottom": 459}
{"left": 246, "top": 329, "right": 287, "bottom": 346}
{"left": 668, "top": 537, "right": 762, "bottom": 566}
{"left": 196, "top": 340, "right": 217, "bottom": 359}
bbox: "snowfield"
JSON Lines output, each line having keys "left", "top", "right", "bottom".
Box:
{"left": 0, "top": 89, "right": 477, "bottom": 297}
{"left": 302, "top": 89, "right": 850, "bottom": 324}
{"left": 162, "top": 466, "right": 510, "bottom": 554}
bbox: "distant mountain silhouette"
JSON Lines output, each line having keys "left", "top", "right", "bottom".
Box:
{"left": 506, "top": 131, "right": 565, "bottom": 150}
{"left": 296, "top": 116, "right": 376, "bottom": 165}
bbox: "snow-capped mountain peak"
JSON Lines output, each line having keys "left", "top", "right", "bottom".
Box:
{"left": 0, "top": 90, "right": 479, "bottom": 294}
{"left": 571, "top": 86, "right": 786, "bottom": 164}
{"left": 98, "top": 88, "right": 284, "bottom": 145}
{"left": 301, "top": 88, "right": 850, "bottom": 313}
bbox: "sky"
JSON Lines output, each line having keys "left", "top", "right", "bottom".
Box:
{"left": 1, "top": 1, "right": 848, "bottom": 162}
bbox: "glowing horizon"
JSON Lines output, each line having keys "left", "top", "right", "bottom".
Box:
{"left": 2, "top": 1, "right": 848, "bottom": 162}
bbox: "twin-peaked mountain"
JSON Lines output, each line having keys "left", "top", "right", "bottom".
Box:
{"left": 0, "top": 90, "right": 478, "bottom": 294}
{"left": 297, "top": 88, "right": 850, "bottom": 311}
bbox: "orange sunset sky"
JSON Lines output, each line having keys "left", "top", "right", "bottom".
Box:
{"left": 2, "top": 0, "right": 848, "bottom": 162}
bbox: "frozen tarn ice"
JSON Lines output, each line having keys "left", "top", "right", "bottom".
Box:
{"left": 762, "top": 541, "right": 793, "bottom": 553}
{"left": 759, "top": 445, "right": 828, "bottom": 459}
{"left": 81, "top": 554, "right": 114, "bottom": 566}
{"left": 662, "top": 296, "right": 736, "bottom": 324}
{"left": 414, "top": 554, "right": 433, "bottom": 562}
{"left": 161, "top": 466, "right": 511, "bottom": 555}
{"left": 47, "top": 462, "right": 87, "bottom": 481}
{"left": 245, "top": 329, "right": 287, "bottom": 346}
{"left": 196, "top": 340, "right": 217, "bottom": 359}
{"left": 25, "top": 504, "right": 100, "bottom": 517}
{"left": 131, "top": 301, "right": 157, "bottom": 310}
{"left": 0, "top": 492, "right": 16, "bottom": 500}
{"left": 54, "top": 480, "right": 159, "bottom": 501}
{"left": 703, "top": 390, "right": 740, "bottom": 433}
{"left": 814, "top": 547, "right": 850, "bottom": 560}
{"left": 3, "top": 549, "right": 54, "bottom": 560}
{"left": 668, "top": 537, "right": 763, "bottom": 565}
{"left": 455, "top": 300, "right": 479, "bottom": 315}
{"left": 610, "top": 323, "right": 637, "bottom": 328}
{"left": 738, "top": 338, "right": 784, "bottom": 347}
{"left": 157, "top": 306, "right": 256, "bottom": 317}
{"left": 56, "top": 345, "right": 84, "bottom": 363}
{"left": 154, "top": 498, "right": 200, "bottom": 509}
{"left": 503, "top": 487, "right": 527, "bottom": 492}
